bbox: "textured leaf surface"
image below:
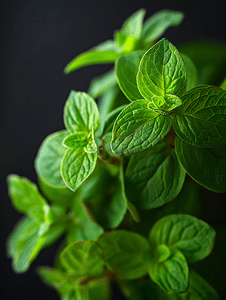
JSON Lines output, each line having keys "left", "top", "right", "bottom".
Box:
{"left": 172, "top": 86, "right": 226, "bottom": 147}
{"left": 149, "top": 214, "right": 216, "bottom": 263}
{"left": 63, "top": 132, "right": 87, "bottom": 149}
{"left": 98, "top": 230, "right": 150, "bottom": 279}
{"left": 149, "top": 247, "right": 189, "bottom": 293}
{"left": 60, "top": 241, "right": 105, "bottom": 278}
{"left": 111, "top": 100, "right": 171, "bottom": 155}
{"left": 175, "top": 137, "right": 226, "bottom": 192}
{"left": 142, "top": 10, "right": 184, "bottom": 42}
{"left": 124, "top": 142, "right": 186, "bottom": 209}
{"left": 116, "top": 51, "right": 144, "bottom": 101}
{"left": 61, "top": 147, "right": 97, "bottom": 191}
{"left": 137, "top": 39, "right": 187, "bottom": 102}
{"left": 64, "top": 91, "right": 99, "bottom": 133}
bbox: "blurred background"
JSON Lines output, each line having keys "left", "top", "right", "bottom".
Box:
{"left": 0, "top": 0, "right": 226, "bottom": 299}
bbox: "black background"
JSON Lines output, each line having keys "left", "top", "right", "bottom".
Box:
{"left": 0, "top": 0, "right": 226, "bottom": 299}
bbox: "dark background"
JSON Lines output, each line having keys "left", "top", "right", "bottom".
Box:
{"left": 0, "top": 0, "right": 226, "bottom": 299}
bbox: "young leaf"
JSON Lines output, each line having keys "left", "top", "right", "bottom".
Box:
{"left": 64, "top": 91, "right": 99, "bottom": 134}
{"left": 148, "top": 247, "right": 189, "bottom": 293}
{"left": 149, "top": 214, "right": 216, "bottom": 264}
{"left": 116, "top": 50, "right": 144, "bottom": 101}
{"left": 171, "top": 86, "right": 226, "bottom": 147}
{"left": 63, "top": 132, "right": 88, "bottom": 149}
{"left": 35, "top": 131, "right": 69, "bottom": 188}
{"left": 60, "top": 241, "right": 105, "bottom": 279}
{"left": 61, "top": 147, "right": 97, "bottom": 191}
{"left": 97, "top": 230, "right": 150, "bottom": 279}
{"left": 175, "top": 136, "right": 226, "bottom": 193}
{"left": 124, "top": 142, "right": 186, "bottom": 209}
{"left": 137, "top": 39, "right": 187, "bottom": 104}
{"left": 84, "top": 128, "right": 98, "bottom": 153}
{"left": 142, "top": 10, "right": 184, "bottom": 42}
{"left": 111, "top": 100, "right": 171, "bottom": 155}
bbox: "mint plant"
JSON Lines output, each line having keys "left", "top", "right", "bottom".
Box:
{"left": 6, "top": 8, "right": 225, "bottom": 300}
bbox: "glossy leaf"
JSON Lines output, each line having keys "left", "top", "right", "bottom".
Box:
{"left": 142, "top": 10, "right": 184, "bottom": 42}
{"left": 149, "top": 247, "right": 189, "bottom": 293}
{"left": 175, "top": 136, "right": 226, "bottom": 193}
{"left": 172, "top": 86, "right": 226, "bottom": 147}
{"left": 61, "top": 147, "right": 97, "bottom": 191}
{"left": 60, "top": 241, "right": 105, "bottom": 279}
{"left": 35, "top": 131, "right": 69, "bottom": 188}
{"left": 149, "top": 214, "right": 216, "bottom": 264}
{"left": 124, "top": 142, "right": 186, "bottom": 209}
{"left": 111, "top": 100, "right": 171, "bottom": 155}
{"left": 116, "top": 51, "right": 144, "bottom": 101}
{"left": 98, "top": 230, "right": 150, "bottom": 279}
{"left": 137, "top": 39, "right": 187, "bottom": 103}
{"left": 64, "top": 91, "right": 99, "bottom": 134}
{"left": 63, "top": 132, "right": 87, "bottom": 149}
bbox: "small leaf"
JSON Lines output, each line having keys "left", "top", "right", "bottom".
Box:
{"left": 116, "top": 51, "right": 144, "bottom": 101}
{"left": 149, "top": 214, "right": 216, "bottom": 264}
{"left": 98, "top": 230, "right": 150, "bottom": 279}
{"left": 64, "top": 91, "right": 99, "bottom": 134}
{"left": 63, "top": 132, "right": 88, "bottom": 149}
{"left": 175, "top": 136, "right": 226, "bottom": 193}
{"left": 142, "top": 10, "right": 184, "bottom": 42}
{"left": 137, "top": 39, "right": 187, "bottom": 103}
{"left": 111, "top": 100, "right": 171, "bottom": 155}
{"left": 148, "top": 247, "right": 189, "bottom": 293}
{"left": 171, "top": 86, "right": 226, "bottom": 147}
{"left": 84, "top": 128, "right": 98, "bottom": 153}
{"left": 60, "top": 241, "right": 105, "bottom": 279}
{"left": 124, "top": 142, "right": 186, "bottom": 209}
{"left": 61, "top": 147, "right": 97, "bottom": 191}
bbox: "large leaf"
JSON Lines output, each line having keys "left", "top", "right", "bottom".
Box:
{"left": 137, "top": 39, "right": 187, "bottom": 109}
{"left": 142, "top": 10, "right": 184, "bottom": 42}
{"left": 97, "top": 230, "right": 150, "bottom": 279}
{"left": 124, "top": 142, "right": 186, "bottom": 209}
{"left": 116, "top": 51, "right": 144, "bottom": 101}
{"left": 111, "top": 100, "right": 171, "bottom": 155}
{"left": 35, "top": 131, "right": 69, "bottom": 188}
{"left": 172, "top": 86, "right": 226, "bottom": 147}
{"left": 175, "top": 137, "right": 226, "bottom": 193}
{"left": 64, "top": 91, "right": 99, "bottom": 134}
{"left": 149, "top": 214, "right": 216, "bottom": 264}
{"left": 61, "top": 147, "right": 97, "bottom": 191}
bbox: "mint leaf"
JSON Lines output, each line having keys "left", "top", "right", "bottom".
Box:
{"left": 148, "top": 247, "right": 189, "bottom": 293}
{"left": 61, "top": 147, "right": 97, "bottom": 191}
{"left": 172, "top": 86, "right": 226, "bottom": 147}
{"left": 84, "top": 128, "right": 98, "bottom": 153}
{"left": 98, "top": 230, "right": 150, "bottom": 279}
{"left": 64, "top": 91, "right": 99, "bottom": 134}
{"left": 124, "top": 142, "right": 186, "bottom": 209}
{"left": 175, "top": 136, "right": 226, "bottom": 193}
{"left": 111, "top": 100, "right": 171, "bottom": 155}
{"left": 63, "top": 132, "right": 87, "bottom": 149}
{"left": 137, "top": 39, "right": 187, "bottom": 105}
{"left": 181, "top": 53, "right": 198, "bottom": 91}
{"left": 149, "top": 214, "right": 216, "bottom": 264}
{"left": 60, "top": 241, "right": 105, "bottom": 279}
{"left": 142, "top": 10, "right": 184, "bottom": 42}
{"left": 116, "top": 51, "right": 144, "bottom": 101}
{"left": 35, "top": 131, "right": 69, "bottom": 188}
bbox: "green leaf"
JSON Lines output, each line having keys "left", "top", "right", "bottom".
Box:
{"left": 61, "top": 147, "right": 97, "bottom": 191}
{"left": 60, "top": 240, "right": 105, "bottom": 279}
{"left": 171, "top": 86, "right": 226, "bottom": 147}
{"left": 88, "top": 69, "right": 117, "bottom": 99}
{"left": 124, "top": 142, "right": 186, "bottom": 209}
{"left": 98, "top": 230, "right": 150, "bottom": 279}
{"left": 137, "top": 39, "right": 187, "bottom": 105}
{"left": 64, "top": 91, "right": 99, "bottom": 133}
{"left": 149, "top": 214, "right": 216, "bottom": 264}
{"left": 63, "top": 132, "right": 88, "bottom": 149}
{"left": 175, "top": 136, "right": 226, "bottom": 193}
{"left": 116, "top": 51, "right": 144, "bottom": 101}
{"left": 181, "top": 53, "right": 198, "bottom": 91}
{"left": 148, "top": 247, "right": 189, "bottom": 293}
{"left": 220, "top": 77, "right": 226, "bottom": 90}
{"left": 142, "top": 10, "right": 184, "bottom": 42}
{"left": 111, "top": 100, "right": 171, "bottom": 155}
{"left": 64, "top": 40, "right": 119, "bottom": 74}
{"left": 35, "top": 130, "right": 69, "bottom": 188}
{"left": 84, "top": 128, "right": 98, "bottom": 153}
